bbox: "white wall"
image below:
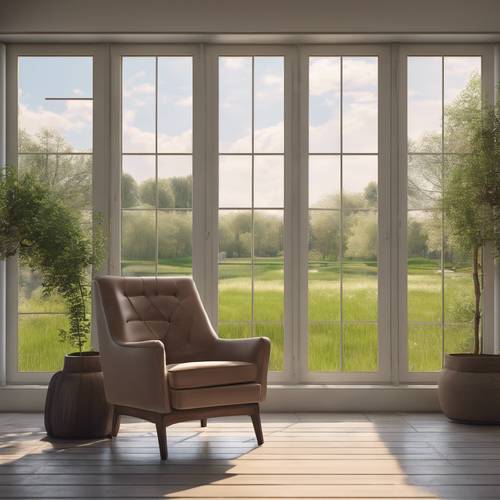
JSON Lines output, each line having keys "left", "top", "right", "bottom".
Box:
{"left": 1, "top": 0, "right": 500, "bottom": 36}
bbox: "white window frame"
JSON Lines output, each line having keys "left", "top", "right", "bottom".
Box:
{"left": 5, "top": 44, "right": 110, "bottom": 384}
{"left": 298, "top": 45, "right": 392, "bottom": 383}
{"left": 397, "top": 44, "right": 496, "bottom": 383}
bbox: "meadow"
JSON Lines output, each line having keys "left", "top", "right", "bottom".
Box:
{"left": 18, "top": 257, "right": 474, "bottom": 373}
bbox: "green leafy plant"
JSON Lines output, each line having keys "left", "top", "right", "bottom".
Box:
{"left": 443, "top": 99, "right": 500, "bottom": 355}
{"left": 0, "top": 166, "right": 105, "bottom": 354}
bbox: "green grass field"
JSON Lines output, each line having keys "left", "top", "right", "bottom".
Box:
{"left": 18, "top": 257, "right": 474, "bottom": 373}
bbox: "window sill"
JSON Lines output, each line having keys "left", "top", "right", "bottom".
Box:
{"left": 0, "top": 383, "right": 440, "bottom": 412}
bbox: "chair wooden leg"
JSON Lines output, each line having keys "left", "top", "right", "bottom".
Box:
{"left": 250, "top": 407, "right": 264, "bottom": 445}
{"left": 156, "top": 422, "right": 168, "bottom": 460}
{"left": 200, "top": 418, "right": 207, "bottom": 428}
{"left": 110, "top": 407, "right": 121, "bottom": 438}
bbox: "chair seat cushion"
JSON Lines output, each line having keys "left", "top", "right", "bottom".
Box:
{"left": 170, "top": 383, "right": 261, "bottom": 410}
{"left": 166, "top": 360, "right": 258, "bottom": 389}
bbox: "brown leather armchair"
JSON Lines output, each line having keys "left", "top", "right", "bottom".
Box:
{"left": 93, "top": 276, "right": 270, "bottom": 459}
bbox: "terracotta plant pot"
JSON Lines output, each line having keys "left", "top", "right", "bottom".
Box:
{"left": 438, "top": 354, "right": 500, "bottom": 424}
{"left": 44, "top": 352, "right": 113, "bottom": 438}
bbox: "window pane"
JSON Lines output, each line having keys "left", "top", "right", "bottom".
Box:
{"left": 122, "top": 57, "right": 156, "bottom": 153}
{"left": 309, "top": 210, "right": 340, "bottom": 322}
{"left": 309, "top": 57, "right": 340, "bottom": 153}
{"left": 254, "top": 155, "right": 284, "bottom": 208}
{"left": 407, "top": 210, "right": 442, "bottom": 324}
{"left": 219, "top": 57, "right": 252, "bottom": 153}
{"left": 408, "top": 324, "right": 442, "bottom": 372}
{"left": 218, "top": 265, "right": 252, "bottom": 322}
{"left": 19, "top": 268, "right": 66, "bottom": 314}
{"left": 158, "top": 156, "right": 192, "bottom": 209}
{"left": 343, "top": 323, "right": 378, "bottom": 372}
{"left": 343, "top": 155, "right": 378, "bottom": 209}
{"left": 407, "top": 154, "right": 442, "bottom": 210}
{"left": 254, "top": 57, "right": 284, "bottom": 153}
{"left": 309, "top": 323, "right": 341, "bottom": 371}
{"left": 158, "top": 211, "right": 192, "bottom": 275}
{"left": 122, "top": 155, "right": 155, "bottom": 208}
{"left": 342, "top": 57, "right": 378, "bottom": 153}
{"left": 444, "top": 57, "right": 481, "bottom": 154}
{"left": 408, "top": 57, "right": 442, "bottom": 153}
{"left": 343, "top": 210, "right": 378, "bottom": 322}
{"left": 121, "top": 210, "right": 156, "bottom": 276}
{"left": 157, "top": 57, "right": 192, "bottom": 153}
{"left": 18, "top": 314, "right": 82, "bottom": 372}
{"left": 19, "top": 57, "right": 92, "bottom": 153}
{"left": 256, "top": 323, "right": 284, "bottom": 371}
{"left": 309, "top": 155, "right": 340, "bottom": 209}
{"left": 219, "top": 155, "right": 252, "bottom": 208}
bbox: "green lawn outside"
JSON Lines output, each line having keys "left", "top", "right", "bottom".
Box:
{"left": 18, "top": 257, "right": 474, "bottom": 373}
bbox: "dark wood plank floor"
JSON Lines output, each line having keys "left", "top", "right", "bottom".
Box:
{"left": 1, "top": 412, "right": 500, "bottom": 498}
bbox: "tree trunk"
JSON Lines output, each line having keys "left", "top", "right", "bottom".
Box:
{"left": 472, "top": 245, "right": 482, "bottom": 355}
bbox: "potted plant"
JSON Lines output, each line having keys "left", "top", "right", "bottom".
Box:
{"left": 438, "top": 98, "right": 500, "bottom": 423}
{"left": 0, "top": 167, "right": 111, "bottom": 437}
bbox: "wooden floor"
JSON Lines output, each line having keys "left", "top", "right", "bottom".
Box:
{"left": 1, "top": 412, "right": 500, "bottom": 498}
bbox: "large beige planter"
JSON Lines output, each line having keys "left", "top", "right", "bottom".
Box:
{"left": 438, "top": 354, "right": 500, "bottom": 424}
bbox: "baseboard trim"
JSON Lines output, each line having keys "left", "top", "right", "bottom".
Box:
{"left": 0, "top": 384, "right": 440, "bottom": 412}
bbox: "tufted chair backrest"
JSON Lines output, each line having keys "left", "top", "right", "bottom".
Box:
{"left": 94, "top": 276, "right": 217, "bottom": 364}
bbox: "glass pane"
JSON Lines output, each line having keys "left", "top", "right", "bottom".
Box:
{"left": 309, "top": 57, "right": 341, "bottom": 153}
{"left": 254, "top": 57, "right": 284, "bottom": 154}
{"left": 122, "top": 155, "right": 155, "bottom": 208}
{"left": 444, "top": 237, "right": 474, "bottom": 324}
{"left": 255, "top": 323, "right": 284, "bottom": 371}
{"left": 343, "top": 210, "right": 378, "bottom": 321}
{"left": 218, "top": 323, "right": 252, "bottom": 341}
{"left": 444, "top": 324, "right": 474, "bottom": 356}
{"left": 19, "top": 153, "right": 92, "bottom": 211}
{"left": 407, "top": 210, "right": 442, "bottom": 323}
{"left": 157, "top": 57, "right": 192, "bottom": 153}
{"left": 408, "top": 324, "right": 442, "bottom": 372}
{"left": 219, "top": 155, "right": 252, "bottom": 208}
{"left": 308, "top": 322, "right": 341, "bottom": 371}
{"left": 342, "top": 57, "right": 378, "bottom": 153}
{"left": 18, "top": 57, "right": 93, "bottom": 153}
{"left": 219, "top": 57, "right": 252, "bottom": 153}
{"left": 157, "top": 211, "right": 192, "bottom": 275}
{"left": 444, "top": 57, "right": 481, "bottom": 154}
{"left": 309, "top": 155, "right": 340, "bottom": 209}
{"left": 18, "top": 267, "right": 66, "bottom": 314}
{"left": 408, "top": 57, "right": 442, "bottom": 153}
{"left": 158, "top": 155, "right": 192, "bottom": 209}
{"left": 308, "top": 210, "right": 340, "bottom": 322}
{"left": 218, "top": 265, "right": 252, "bottom": 322}
{"left": 18, "top": 314, "right": 85, "bottom": 372}
{"left": 407, "top": 154, "right": 442, "bottom": 210}
{"left": 343, "top": 323, "right": 378, "bottom": 372}
{"left": 254, "top": 210, "right": 284, "bottom": 322}
{"left": 122, "top": 57, "right": 156, "bottom": 153}
{"left": 121, "top": 210, "right": 156, "bottom": 276}
{"left": 254, "top": 155, "right": 284, "bottom": 208}
{"left": 342, "top": 155, "right": 378, "bottom": 209}
{"left": 219, "top": 210, "right": 252, "bottom": 259}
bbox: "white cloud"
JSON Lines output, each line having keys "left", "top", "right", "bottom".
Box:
{"left": 220, "top": 122, "right": 284, "bottom": 154}
{"left": 176, "top": 95, "right": 193, "bottom": 108}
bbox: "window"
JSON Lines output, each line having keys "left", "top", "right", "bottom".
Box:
{"left": 400, "top": 46, "right": 494, "bottom": 381}
{"left": 120, "top": 56, "right": 193, "bottom": 277}
{"left": 217, "top": 55, "right": 285, "bottom": 372}
{"left": 307, "top": 55, "right": 379, "bottom": 373}
{"left": 16, "top": 55, "right": 93, "bottom": 373}
{"left": 6, "top": 44, "right": 495, "bottom": 385}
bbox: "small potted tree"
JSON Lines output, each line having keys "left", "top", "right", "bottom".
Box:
{"left": 438, "top": 99, "right": 500, "bottom": 423}
{"left": 0, "top": 167, "right": 111, "bottom": 437}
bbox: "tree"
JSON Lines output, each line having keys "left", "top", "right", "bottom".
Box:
{"left": 121, "top": 173, "right": 139, "bottom": 208}
{"left": 345, "top": 212, "right": 377, "bottom": 259}
{"left": 443, "top": 97, "right": 500, "bottom": 355}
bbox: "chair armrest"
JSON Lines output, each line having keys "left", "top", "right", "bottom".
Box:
{"left": 212, "top": 337, "right": 271, "bottom": 401}
{"left": 101, "top": 339, "right": 171, "bottom": 413}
